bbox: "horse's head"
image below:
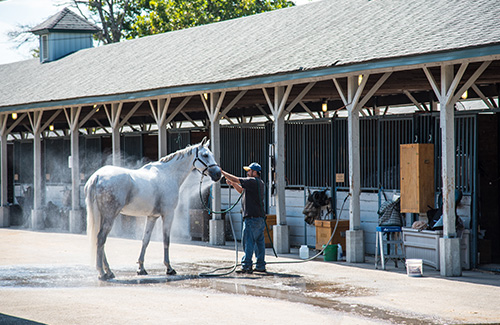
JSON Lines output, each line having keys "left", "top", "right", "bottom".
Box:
{"left": 193, "top": 137, "right": 222, "bottom": 182}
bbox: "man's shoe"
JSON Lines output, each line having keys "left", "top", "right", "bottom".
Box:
{"left": 236, "top": 268, "right": 253, "bottom": 274}
{"left": 254, "top": 268, "right": 266, "bottom": 273}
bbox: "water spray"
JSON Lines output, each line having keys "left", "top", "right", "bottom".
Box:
{"left": 198, "top": 174, "right": 243, "bottom": 215}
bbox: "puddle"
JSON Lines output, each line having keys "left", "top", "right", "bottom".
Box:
{"left": 0, "top": 265, "right": 96, "bottom": 288}
{"left": 285, "top": 281, "right": 371, "bottom": 297}
{"left": 0, "top": 263, "right": 439, "bottom": 324}
{"left": 174, "top": 278, "right": 436, "bottom": 324}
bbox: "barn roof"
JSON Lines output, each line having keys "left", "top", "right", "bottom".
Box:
{"left": 1, "top": 0, "right": 500, "bottom": 111}
{"left": 30, "top": 7, "right": 100, "bottom": 34}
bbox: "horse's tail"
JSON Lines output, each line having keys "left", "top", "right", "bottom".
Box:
{"left": 85, "top": 173, "right": 101, "bottom": 266}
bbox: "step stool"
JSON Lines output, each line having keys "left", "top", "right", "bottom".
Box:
{"left": 375, "top": 226, "right": 405, "bottom": 270}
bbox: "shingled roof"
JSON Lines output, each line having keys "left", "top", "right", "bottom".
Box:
{"left": 30, "top": 7, "right": 101, "bottom": 34}
{"left": 1, "top": 0, "right": 500, "bottom": 111}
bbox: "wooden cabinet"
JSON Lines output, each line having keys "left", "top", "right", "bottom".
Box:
{"left": 264, "top": 215, "right": 276, "bottom": 248}
{"left": 314, "top": 219, "right": 349, "bottom": 250}
{"left": 400, "top": 143, "right": 435, "bottom": 213}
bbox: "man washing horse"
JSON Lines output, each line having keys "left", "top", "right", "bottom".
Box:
{"left": 221, "top": 162, "right": 266, "bottom": 274}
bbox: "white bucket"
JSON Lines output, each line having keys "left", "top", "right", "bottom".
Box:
{"left": 299, "top": 245, "right": 309, "bottom": 259}
{"left": 405, "top": 259, "right": 423, "bottom": 277}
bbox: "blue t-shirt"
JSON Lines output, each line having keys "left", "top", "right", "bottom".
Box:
{"left": 239, "top": 177, "right": 265, "bottom": 217}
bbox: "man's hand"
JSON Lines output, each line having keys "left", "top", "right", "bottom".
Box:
{"left": 221, "top": 170, "right": 240, "bottom": 185}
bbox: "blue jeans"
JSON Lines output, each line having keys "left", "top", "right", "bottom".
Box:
{"left": 241, "top": 216, "right": 266, "bottom": 270}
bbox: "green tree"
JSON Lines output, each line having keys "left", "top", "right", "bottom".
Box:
{"left": 8, "top": 0, "right": 294, "bottom": 57}
{"left": 8, "top": 0, "right": 137, "bottom": 54}
{"left": 128, "top": 0, "right": 294, "bottom": 38}
{"left": 71, "top": 0, "right": 140, "bottom": 43}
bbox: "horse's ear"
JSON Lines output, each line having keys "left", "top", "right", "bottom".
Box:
{"left": 200, "top": 136, "right": 209, "bottom": 146}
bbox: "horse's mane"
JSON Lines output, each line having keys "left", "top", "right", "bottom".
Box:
{"left": 158, "top": 143, "right": 198, "bottom": 163}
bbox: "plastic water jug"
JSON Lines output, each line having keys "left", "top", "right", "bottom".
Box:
{"left": 337, "top": 244, "right": 343, "bottom": 260}
{"left": 299, "top": 245, "right": 309, "bottom": 259}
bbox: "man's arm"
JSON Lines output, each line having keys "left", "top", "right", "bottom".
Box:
{"left": 221, "top": 170, "right": 243, "bottom": 193}
{"left": 221, "top": 170, "right": 240, "bottom": 185}
{"left": 228, "top": 179, "right": 243, "bottom": 194}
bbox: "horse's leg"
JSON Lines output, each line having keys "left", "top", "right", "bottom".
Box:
{"left": 137, "top": 216, "right": 157, "bottom": 275}
{"left": 101, "top": 251, "right": 114, "bottom": 279}
{"left": 162, "top": 214, "right": 176, "bottom": 275}
{"left": 96, "top": 215, "right": 116, "bottom": 280}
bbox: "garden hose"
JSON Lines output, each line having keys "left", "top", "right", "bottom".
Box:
{"left": 199, "top": 189, "right": 350, "bottom": 277}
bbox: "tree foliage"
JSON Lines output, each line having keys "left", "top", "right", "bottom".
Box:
{"left": 71, "top": 0, "right": 139, "bottom": 43}
{"left": 8, "top": 0, "right": 294, "bottom": 56}
{"left": 72, "top": 0, "right": 294, "bottom": 41}
{"left": 128, "top": 0, "right": 295, "bottom": 38}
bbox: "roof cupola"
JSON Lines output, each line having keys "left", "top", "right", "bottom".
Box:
{"left": 30, "top": 7, "right": 101, "bottom": 63}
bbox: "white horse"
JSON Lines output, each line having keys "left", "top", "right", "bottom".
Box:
{"left": 85, "top": 138, "right": 221, "bottom": 280}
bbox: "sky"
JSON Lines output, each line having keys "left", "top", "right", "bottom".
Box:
{"left": 0, "top": 0, "right": 317, "bottom": 65}
{"left": 0, "top": 0, "right": 65, "bottom": 64}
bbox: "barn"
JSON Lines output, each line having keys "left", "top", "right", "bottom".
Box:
{"left": 1, "top": 0, "right": 500, "bottom": 276}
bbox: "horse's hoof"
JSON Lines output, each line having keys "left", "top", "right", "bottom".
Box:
{"left": 167, "top": 269, "right": 177, "bottom": 276}
{"left": 137, "top": 269, "right": 148, "bottom": 276}
{"left": 98, "top": 272, "right": 114, "bottom": 281}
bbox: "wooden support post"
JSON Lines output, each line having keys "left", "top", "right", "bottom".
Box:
{"left": 346, "top": 76, "right": 362, "bottom": 231}
{"left": 264, "top": 85, "right": 292, "bottom": 254}
{"left": 443, "top": 63, "right": 465, "bottom": 276}
{"left": 150, "top": 98, "right": 170, "bottom": 159}
{"left": 203, "top": 92, "right": 225, "bottom": 245}
{"left": 104, "top": 103, "right": 123, "bottom": 166}
{"left": 209, "top": 93, "right": 224, "bottom": 216}
{"left": 0, "top": 115, "right": 8, "bottom": 207}
{"left": 440, "top": 65, "right": 457, "bottom": 239}
{"left": 0, "top": 115, "right": 9, "bottom": 227}
{"left": 424, "top": 62, "right": 479, "bottom": 276}
{"left": 65, "top": 107, "right": 83, "bottom": 233}
{"left": 334, "top": 73, "right": 391, "bottom": 263}
{"left": 28, "top": 111, "right": 44, "bottom": 229}
{"left": 1, "top": 112, "right": 25, "bottom": 225}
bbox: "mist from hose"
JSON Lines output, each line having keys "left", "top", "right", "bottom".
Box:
{"left": 13, "top": 140, "right": 221, "bottom": 244}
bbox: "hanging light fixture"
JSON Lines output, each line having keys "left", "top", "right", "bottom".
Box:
{"left": 358, "top": 75, "right": 363, "bottom": 86}
{"left": 11, "top": 113, "right": 17, "bottom": 120}
{"left": 322, "top": 100, "right": 328, "bottom": 112}
{"left": 203, "top": 93, "right": 209, "bottom": 100}
{"left": 461, "top": 90, "right": 468, "bottom": 100}
{"left": 49, "top": 125, "right": 54, "bottom": 131}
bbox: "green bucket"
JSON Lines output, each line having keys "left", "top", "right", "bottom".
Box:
{"left": 323, "top": 244, "right": 338, "bottom": 262}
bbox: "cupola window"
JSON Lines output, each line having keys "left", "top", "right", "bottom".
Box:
{"left": 41, "top": 35, "right": 49, "bottom": 61}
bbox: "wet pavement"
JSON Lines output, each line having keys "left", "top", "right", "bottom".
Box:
{"left": 0, "top": 263, "right": 424, "bottom": 324}
{"left": 1, "top": 228, "right": 500, "bottom": 324}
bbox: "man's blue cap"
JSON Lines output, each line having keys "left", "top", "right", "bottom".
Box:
{"left": 243, "top": 162, "right": 261, "bottom": 172}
